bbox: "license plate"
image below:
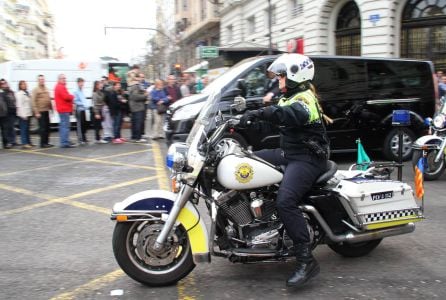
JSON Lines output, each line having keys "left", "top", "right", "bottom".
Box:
{"left": 371, "top": 191, "right": 393, "bottom": 201}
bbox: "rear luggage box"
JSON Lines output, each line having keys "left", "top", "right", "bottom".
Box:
{"left": 334, "top": 178, "right": 423, "bottom": 230}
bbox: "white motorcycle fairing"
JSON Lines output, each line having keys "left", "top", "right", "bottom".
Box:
{"left": 217, "top": 154, "right": 283, "bottom": 190}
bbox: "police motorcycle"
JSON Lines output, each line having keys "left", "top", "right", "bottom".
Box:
{"left": 111, "top": 91, "right": 424, "bottom": 287}
{"left": 411, "top": 96, "right": 446, "bottom": 180}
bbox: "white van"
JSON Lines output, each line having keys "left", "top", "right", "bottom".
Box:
{"left": 0, "top": 59, "right": 129, "bottom": 125}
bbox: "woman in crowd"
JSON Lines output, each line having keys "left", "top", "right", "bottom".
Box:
{"left": 15, "top": 80, "right": 33, "bottom": 149}
{"left": 92, "top": 80, "right": 108, "bottom": 144}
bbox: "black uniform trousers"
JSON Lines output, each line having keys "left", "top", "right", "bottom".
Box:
{"left": 38, "top": 111, "right": 50, "bottom": 147}
{"left": 255, "top": 148, "right": 327, "bottom": 244}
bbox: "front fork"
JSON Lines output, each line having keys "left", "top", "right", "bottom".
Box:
{"left": 434, "top": 137, "right": 446, "bottom": 162}
{"left": 152, "top": 185, "right": 194, "bottom": 251}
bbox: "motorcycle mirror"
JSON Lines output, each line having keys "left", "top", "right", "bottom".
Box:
{"left": 233, "top": 96, "right": 246, "bottom": 112}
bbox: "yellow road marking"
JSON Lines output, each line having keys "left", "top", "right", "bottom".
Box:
{"left": 0, "top": 149, "right": 154, "bottom": 177}
{"left": 50, "top": 269, "right": 124, "bottom": 300}
{"left": 94, "top": 148, "right": 152, "bottom": 160}
{"left": 151, "top": 141, "right": 170, "bottom": 190}
{"left": 0, "top": 176, "right": 159, "bottom": 216}
{"left": 0, "top": 161, "right": 80, "bottom": 177}
{"left": 8, "top": 149, "right": 160, "bottom": 171}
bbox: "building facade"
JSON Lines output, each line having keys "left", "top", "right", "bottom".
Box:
{"left": 0, "top": 0, "right": 56, "bottom": 62}
{"left": 220, "top": 0, "right": 446, "bottom": 70}
{"left": 174, "top": 0, "right": 221, "bottom": 69}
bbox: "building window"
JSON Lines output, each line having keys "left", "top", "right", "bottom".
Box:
{"left": 183, "top": 0, "right": 188, "bottom": 11}
{"left": 289, "top": 0, "right": 303, "bottom": 17}
{"left": 247, "top": 16, "right": 255, "bottom": 34}
{"left": 227, "top": 25, "right": 233, "bottom": 44}
{"left": 401, "top": 0, "right": 446, "bottom": 71}
{"left": 201, "top": 0, "right": 207, "bottom": 20}
{"left": 175, "top": 0, "right": 179, "bottom": 14}
{"left": 335, "top": 1, "right": 361, "bottom": 56}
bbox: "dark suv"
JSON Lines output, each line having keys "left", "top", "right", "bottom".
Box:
{"left": 165, "top": 55, "right": 436, "bottom": 160}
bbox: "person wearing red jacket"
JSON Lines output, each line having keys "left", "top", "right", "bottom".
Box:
{"left": 54, "top": 74, "right": 75, "bottom": 148}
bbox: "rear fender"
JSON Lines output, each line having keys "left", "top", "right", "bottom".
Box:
{"left": 111, "top": 190, "right": 210, "bottom": 263}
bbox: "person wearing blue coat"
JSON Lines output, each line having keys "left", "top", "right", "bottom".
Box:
{"left": 150, "top": 79, "right": 169, "bottom": 140}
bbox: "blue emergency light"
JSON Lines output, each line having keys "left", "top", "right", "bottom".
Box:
{"left": 392, "top": 110, "right": 411, "bottom": 126}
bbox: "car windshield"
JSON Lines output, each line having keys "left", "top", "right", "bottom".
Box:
{"left": 200, "top": 57, "right": 262, "bottom": 94}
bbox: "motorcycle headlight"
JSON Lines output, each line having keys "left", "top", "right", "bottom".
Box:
{"left": 433, "top": 115, "right": 446, "bottom": 129}
{"left": 166, "top": 143, "right": 188, "bottom": 172}
{"left": 171, "top": 102, "right": 205, "bottom": 121}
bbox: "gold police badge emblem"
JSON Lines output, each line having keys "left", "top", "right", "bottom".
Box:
{"left": 235, "top": 163, "right": 254, "bottom": 183}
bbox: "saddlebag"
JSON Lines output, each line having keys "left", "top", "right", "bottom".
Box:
{"left": 334, "top": 178, "right": 423, "bottom": 230}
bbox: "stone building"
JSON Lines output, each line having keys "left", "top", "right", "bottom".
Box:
{"left": 174, "top": 0, "right": 221, "bottom": 69}
{"left": 220, "top": 0, "right": 446, "bottom": 70}
{"left": 0, "top": 0, "right": 56, "bottom": 62}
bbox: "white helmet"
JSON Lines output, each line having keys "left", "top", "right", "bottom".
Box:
{"left": 267, "top": 53, "right": 314, "bottom": 86}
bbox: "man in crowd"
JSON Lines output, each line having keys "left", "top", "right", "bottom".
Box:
{"left": 128, "top": 74, "right": 148, "bottom": 142}
{"left": 164, "top": 75, "right": 182, "bottom": 105}
{"left": 54, "top": 74, "right": 75, "bottom": 148}
{"left": 439, "top": 74, "right": 446, "bottom": 98}
{"left": 0, "top": 79, "right": 17, "bottom": 148}
{"left": 31, "top": 75, "right": 53, "bottom": 148}
{"left": 73, "top": 77, "right": 91, "bottom": 145}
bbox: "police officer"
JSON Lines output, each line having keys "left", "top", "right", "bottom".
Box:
{"left": 240, "top": 53, "right": 329, "bottom": 287}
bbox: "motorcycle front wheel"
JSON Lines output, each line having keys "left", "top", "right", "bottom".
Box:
{"left": 412, "top": 149, "right": 445, "bottom": 181}
{"left": 112, "top": 221, "right": 195, "bottom": 286}
{"left": 328, "top": 239, "right": 382, "bottom": 258}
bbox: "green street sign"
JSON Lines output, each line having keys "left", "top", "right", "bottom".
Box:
{"left": 200, "top": 46, "right": 219, "bottom": 58}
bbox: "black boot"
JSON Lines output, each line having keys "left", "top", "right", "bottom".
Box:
{"left": 286, "top": 243, "right": 320, "bottom": 287}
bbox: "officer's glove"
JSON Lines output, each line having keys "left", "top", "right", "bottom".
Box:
{"left": 239, "top": 109, "right": 262, "bottom": 128}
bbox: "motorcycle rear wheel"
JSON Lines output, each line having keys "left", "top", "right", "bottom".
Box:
{"left": 328, "top": 239, "right": 382, "bottom": 258}
{"left": 112, "top": 221, "right": 195, "bottom": 286}
{"left": 412, "top": 149, "right": 445, "bottom": 181}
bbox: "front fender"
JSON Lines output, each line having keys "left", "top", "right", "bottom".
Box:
{"left": 111, "top": 190, "right": 210, "bottom": 263}
{"left": 412, "top": 135, "right": 443, "bottom": 149}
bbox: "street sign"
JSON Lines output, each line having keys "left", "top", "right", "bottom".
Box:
{"left": 199, "top": 46, "right": 219, "bottom": 58}
{"left": 369, "top": 14, "right": 380, "bottom": 25}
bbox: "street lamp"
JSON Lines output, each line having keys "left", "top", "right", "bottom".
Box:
{"left": 267, "top": 0, "right": 273, "bottom": 55}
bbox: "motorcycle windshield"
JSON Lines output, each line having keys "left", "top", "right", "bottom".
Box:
{"left": 186, "top": 58, "right": 262, "bottom": 147}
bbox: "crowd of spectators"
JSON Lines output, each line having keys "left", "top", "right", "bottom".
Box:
{"left": 0, "top": 64, "right": 208, "bottom": 149}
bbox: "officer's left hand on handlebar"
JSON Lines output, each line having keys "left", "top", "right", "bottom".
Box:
{"left": 239, "top": 110, "right": 261, "bottom": 128}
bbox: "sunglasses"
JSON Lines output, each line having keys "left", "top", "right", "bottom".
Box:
{"left": 275, "top": 74, "right": 286, "bottom": 78}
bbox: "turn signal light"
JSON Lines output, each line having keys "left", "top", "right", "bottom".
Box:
{"left": 116, "top": 215, "right": 128, "bottom": 222}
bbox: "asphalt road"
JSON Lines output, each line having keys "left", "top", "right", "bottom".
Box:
{"left": 0, "top": 131, "right": 445, "bottom": 300}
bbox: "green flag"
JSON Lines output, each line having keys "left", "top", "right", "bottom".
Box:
{"left": 356, "top": 139, "right": 371, "bottom": 170}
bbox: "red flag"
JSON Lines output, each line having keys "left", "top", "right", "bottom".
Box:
{"left": 414, "top": 157, "right": 424, "bottom": 199}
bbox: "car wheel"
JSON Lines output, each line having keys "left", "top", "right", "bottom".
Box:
{"left": 383, "top": 128, "right": 416, "bottom": 161}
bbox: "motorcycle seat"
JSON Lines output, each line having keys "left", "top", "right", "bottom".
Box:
{"left": 314, "top": 160, "right": 337, "bottom": 186}
{"left": 279, "top": 160, "right": 337, "bottom": 186}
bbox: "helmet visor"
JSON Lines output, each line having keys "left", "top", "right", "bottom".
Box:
{"left": 267, "top": 62, "right": 287, "bottom": 77}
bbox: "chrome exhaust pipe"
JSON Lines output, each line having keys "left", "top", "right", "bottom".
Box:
{"left": 300, "top": 205, "right": 415, "bottom": 244}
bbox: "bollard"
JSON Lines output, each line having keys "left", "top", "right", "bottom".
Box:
{"left": 392, "top": 110, "right": 411, "bottom": 181}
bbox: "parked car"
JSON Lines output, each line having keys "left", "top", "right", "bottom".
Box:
{"left": 165, "top": 55, "right": 436, "bottom": 160}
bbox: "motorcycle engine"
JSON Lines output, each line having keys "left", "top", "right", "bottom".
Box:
{"left": 216, "top": 190, "right": 282, "bottom": 249}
